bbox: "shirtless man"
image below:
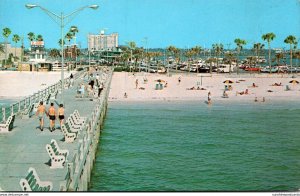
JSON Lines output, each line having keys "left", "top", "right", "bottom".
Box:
{"left": 58, "top": 104, "right": 65, "bottom": 128}
{"left": 36, "top": 101, "right": 47, "bottom": 131}
{"left": 48, "top": 103, "right": 56, "bottom": 132}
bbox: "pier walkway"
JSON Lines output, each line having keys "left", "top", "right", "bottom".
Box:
{"left": 0, "top": 67, "right": 113, "bottom": 191}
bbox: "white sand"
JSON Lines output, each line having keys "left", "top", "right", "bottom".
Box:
{"left": 109, "top": 72, "right": 300, "bottom": 102}
{"left": 1, "top": 71, "right": 299, "bottom": 102}
{"left": 0, "top": 71, "right": 74, "bottom": 99}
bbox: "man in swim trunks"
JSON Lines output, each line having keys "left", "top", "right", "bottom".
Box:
{"left": 58, "top": 104, "right": 65, "bottom": 128}
{"left": 48, "top": 103, "right": 56, "bottom": 132}
{"left": 36, "top": 101, "right": 47, "bottom": 131}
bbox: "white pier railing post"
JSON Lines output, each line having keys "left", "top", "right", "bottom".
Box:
{"left": 2, "top": 107, "right": 5, "bottom": 122}
{"left": 11, "top": 105, "right": 14, "bottom": 116}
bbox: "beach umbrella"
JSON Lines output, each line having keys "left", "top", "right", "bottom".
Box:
{"left": 289, "top": 80, "right": 299, "bottom": 84}
{"left": 223, "top": 80, "right": 234, "bottom": 84}
{"left": 155, "top": 79, "right": 165, "bottom": 83}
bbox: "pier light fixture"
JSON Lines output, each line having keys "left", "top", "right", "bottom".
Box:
{"left": 89, "top": 5, "right": 99, "bottom": 9}
{"left": 25, "top": 4, "right": 99, "bottom": 105}
{"left": 25, "top": 4, "right": 37, "bottom": 9}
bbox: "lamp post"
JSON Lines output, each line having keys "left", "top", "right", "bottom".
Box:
{"left": 25, "top": 4, "right": 99, "bottom": 104}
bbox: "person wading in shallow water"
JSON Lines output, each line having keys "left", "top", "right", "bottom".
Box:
{"left": 36, "top": 101, "right": 47, "bottom": 131}
{"left": 48, "top": 103, "right": 56, "bottom": 132}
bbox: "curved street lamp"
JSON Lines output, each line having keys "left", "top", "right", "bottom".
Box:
{"left": 25, "top": 4, "right": 99, "bottom": 105}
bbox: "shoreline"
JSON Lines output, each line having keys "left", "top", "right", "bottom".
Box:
{"left": 108, "top": 97, "right": 300, "bottom": 104}
{"left": 0, "top": 71, "right": 300, "bottom": 104}
{"left": 109, "top": 72, "right": 300, "bottom": 103}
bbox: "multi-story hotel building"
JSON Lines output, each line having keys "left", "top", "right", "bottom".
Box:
{"left": 88, "top": 31, "right": 118, "bottom": 52}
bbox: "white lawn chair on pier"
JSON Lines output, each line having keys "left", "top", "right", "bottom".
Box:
{"left": 45, "top": 139, "right": 69, "bottom": 169}
{"left": 19, "top": 167, "right": 53, "bottom": 191}
{"left": 74, "top": 110, "right": 87, "bottom": 122}
{"left": 0, "top": 115, "right": 15, "bottom": 132}
{"left": 61, "top": 124, "right": 77, "bottom": 143}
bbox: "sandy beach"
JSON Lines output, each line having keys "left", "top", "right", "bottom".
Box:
{"left": 109, "top": 72, "right": 300, "bottom": 102}
{"left": 0, "top": 71, "right": 299, "bottom": 102}
{"left": 0, "top": 71, "right": 75, "bottom": 99}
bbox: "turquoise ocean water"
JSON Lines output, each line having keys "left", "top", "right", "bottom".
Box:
{"left": 90, "top": 100, "right": 300, "bottom": 191}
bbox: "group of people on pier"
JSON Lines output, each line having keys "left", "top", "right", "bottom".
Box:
{"left": 35, "top": 101, "right": 65, "bottom": 132}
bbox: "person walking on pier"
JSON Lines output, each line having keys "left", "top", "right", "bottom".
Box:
{"left": 58, "top": 104, "right": 65, "bottom": 129}
{"left": 70, "top": 73, "right": 74, "bottom": 87}
{"left": 98, "top": 82, "right": 104, "bottom": 97}
{"left": 36, "top": 101, "right": 47, "bottom": 131}
{"left": 48, "top": 103, "right": 56, "bottom": 132}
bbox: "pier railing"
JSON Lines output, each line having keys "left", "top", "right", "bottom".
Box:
{"left": 59, "top": 68, "right": 113, "bottom": 191}
{"left": 0, "top": 71, "right": 84, "bottom": 122}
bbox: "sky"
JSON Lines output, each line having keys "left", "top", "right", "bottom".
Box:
{"left": 0, "top": 0, "right": 299, "bottom": 49}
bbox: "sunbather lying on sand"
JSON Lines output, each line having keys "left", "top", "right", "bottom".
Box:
{"left": 271, "top": 82, "right": 282, "bottom": 86}
{"left": 186, "top": 87, "right": 196, "bottom": 90}
{"left": 197, "top": 86, "right": 206, "bottom": 90}
{"left": 236, "top": 89, "right": 248, "bottom": 95}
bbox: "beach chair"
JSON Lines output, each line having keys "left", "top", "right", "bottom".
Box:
{"left": 73, "top": 110, "right": 87, "bottom": 124}
{"left": 45, "top": 139, "right": 69, "bottom": 169}
{"left": 61, "top": 124, "right": 77, "bottom": 143}
{"left": 19, "top": 167, "right": 53, "bottom": 191}
{"left": 70, "top": 113, "right": 85, "bottom": 126}
{"left": 0, "top": 115, "right": 15, "bottom": 132}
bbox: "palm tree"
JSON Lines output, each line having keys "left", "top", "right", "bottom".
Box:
{"left": 185, "top": 49, "right": 194, "bottom": 74}
{"left": 167, "top": 46, "right": 180, "bottom": 72}
{"left": 284, "top": 35, "right": 297, "bottom": 73}
{"left": 173, "top": 48, "right": 181, "bottom": 72}
{"left": 65, "top": 32, "right": 73, "bottom": 46}
{"left": 2, "top": 27, "right": 12, "bottom": 66}
{"left": 49, "top": 48, "right": 61, "bottom": 59}
{"left": 69, "top": 26, "right": 78, "bottom": 44}
{"left": 27, "top": 32, "right": 35, "bottom": 45}
{"left": 191, "top": 46, "right": 202, "bottom": 59}
{"left": 12, "top": 34, "right": 20, "bottom": 58}
{"left": 212, "top": 43, "right": 224, "bottom": 74}
{"left": 36, "top": 34, "right": 43, "bottom": 41}
{"left": 262, "top": 32, "right": 276, "bottom": 73}
{"left": 64, "top": 32, "right": 74, "bottom": 59}
{"left": 58, "top": 39, "right": 65, "bottom": 47}
{"left": 167, "top": 46, "right": 176, "bottom": 64}
{"left": 253, "top": 43, "right": 265, "bottom": 63}
{"left": 133, "top": 47, "right": 143, "bottom": 72}
{"left": 191, "top": 46, "right": 202, "bottom": 73}
{"left": 234, "top": 38, "right": 247, "bottom": 74}
{"left": 275, "top": 52, "right": 284, "bottom": 73}
{"left": 119, "top": 45, "right": 131, "bottom": 66}
{"left": 127, "top": 41, "right": 136, "bottom": 65}
{"left": 70, "top": 26, "right": 79, "bottom": 64}
{"left": 0, "top": 44, "right": 4, "bottom": 54}
{"left": 225, "top": 51, "right": 235, "bottom": 74}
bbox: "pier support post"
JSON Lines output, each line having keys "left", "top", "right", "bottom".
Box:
{"left": 2, "top": 108, "right": 5, "bottom": 122}
{"left": 18, "top": 101, "right": 21, "bottom": 113}
{"left": 11, "top": 105, "right": 14, "bottom": 116}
